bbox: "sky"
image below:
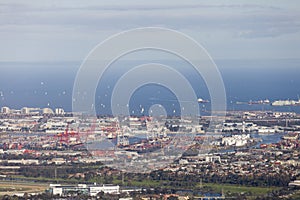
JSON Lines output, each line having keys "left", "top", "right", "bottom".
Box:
{"left": 0, "top": 1, "right": 300, "bottom": 113}
{"left": 0, "top": 0, "right": 300, "bottom": 62}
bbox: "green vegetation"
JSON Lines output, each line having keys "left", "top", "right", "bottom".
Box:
{"left": 113, "top": 179, "right": 160, "bottom": 187}
{"left": 6, "top": 164, "right": 287, "bottom": 199}
{"left": 5, "top": 173, "right": 285, "bottom": 199}
{"left": 201, "top": 182, "right": 280, "bottom": 196}
{"left": 0, "top": 187, "right": 30, "bottom": 192}
{"left": 11, "top": 175, "right": 81, "bottom": 184}
{"left": 286, "top": 190, "right": 300, "bottom": 200}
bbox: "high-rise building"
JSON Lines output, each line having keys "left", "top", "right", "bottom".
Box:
{"left": 1, "top": 106, "right": 10, "bottom": 114}
{"left": 21, "top": 107, "right": 30, "bottom": 114}
{"left": 55, "top": 108, "right": 65, "bottom": 115}
{"left": 42, "top": 108, "right": 54, "bottom": 115}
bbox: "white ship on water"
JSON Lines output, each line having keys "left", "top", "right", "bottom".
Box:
{"left": 197, "top": 98, "right": 209, "bottom": 103}
{"left": 272, "top": 97, "right": 300, "bottom": 106}
{"left": 236, "top": 97, "right": 300, "bottom": 107}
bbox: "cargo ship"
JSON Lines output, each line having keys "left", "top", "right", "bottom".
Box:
{"left": 236, "top": 99, "right": 270, "bottom": 105}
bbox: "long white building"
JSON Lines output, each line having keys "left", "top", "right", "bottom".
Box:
{"left": 49, "top": 184, "right": 120, "bottom": 196}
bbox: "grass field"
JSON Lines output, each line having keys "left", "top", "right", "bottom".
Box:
{"left": 201, "top": 182, "right": 281, "bottom": 197}
{"left": 113, "top": 179, "right": 161, "bottom": 187}
{"left": 0, "top": 181, "right": 48, "bottom": 196}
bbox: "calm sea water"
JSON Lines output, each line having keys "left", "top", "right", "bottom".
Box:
{"left": 0, "top": 59, "right": 299, "bottom": 115}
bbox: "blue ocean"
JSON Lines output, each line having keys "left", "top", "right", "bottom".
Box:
{"left": 0, "top": 59, "right": 300, "bottom": 115}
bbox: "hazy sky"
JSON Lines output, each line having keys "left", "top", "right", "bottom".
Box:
{"left": 0, "top": 0, "right": 300, "bottom": 62}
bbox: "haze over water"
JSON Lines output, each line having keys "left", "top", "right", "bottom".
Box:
{"left": 0, "top": 58, "right": 300, "bottom": 115}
